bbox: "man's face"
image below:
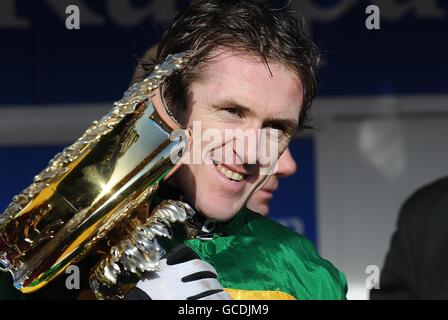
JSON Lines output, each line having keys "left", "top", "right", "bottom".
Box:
{"left": 169, "top": 50, "right": 303, "bottom": 221}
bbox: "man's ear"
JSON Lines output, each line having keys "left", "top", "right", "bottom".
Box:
{"left": 171, "top": 102, "right": 190, "bottom": 128}
{"left": 150, "top": 87, "right": 184, "bottom": 131}
{"left": 165, "top": 86, "right": 193, "bottom": 128}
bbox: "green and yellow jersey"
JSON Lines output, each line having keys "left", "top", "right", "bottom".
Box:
{"left": 162, "top": 206, "right": 347, "bottom": 300}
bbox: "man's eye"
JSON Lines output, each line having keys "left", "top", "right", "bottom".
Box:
{"left": 268, "top": 124, "right": 287, "bottom": 133}
{"left": 224, "top": 108, "right": 243, "bottom": 118}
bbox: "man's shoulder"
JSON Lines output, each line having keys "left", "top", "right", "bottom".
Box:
{"left": 399, "top": 176, "right": 448, "bottom": 230}
{"left": 403, "top": 176, "right": 448, "bottom": 210}
{"left": 242, "top": 209, "right": 347, "bottom": 299}
{"left": 242, "top": 208, "right": 317, "bottom": 252}
{"left": 243, "top": 209, "right": 313, "bottom": 248}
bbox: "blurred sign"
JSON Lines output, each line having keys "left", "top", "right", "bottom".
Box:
{"left": 270, "top": 137, "right": 318, "bottom": 244}
{"left": 1, "top": 0, "right": 447, "bottom": 105}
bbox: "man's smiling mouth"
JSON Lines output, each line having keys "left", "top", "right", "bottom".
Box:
{"left": 212, "top": 160, "right": 246, "bottom": 182}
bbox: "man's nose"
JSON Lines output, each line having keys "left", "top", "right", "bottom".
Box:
{"left": 273, "top": 148, "right": 297, "bottom": 177}
{"left": 232, "top": 125, "right": 283, "bottom": 169}
{"left": 232, "top": 126, "right": 260, "bottom": 165}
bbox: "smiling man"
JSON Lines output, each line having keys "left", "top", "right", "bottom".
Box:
{"left": 134, "top": 0, "right": 347, "bottom": 300}
{"left": 133, "top": 46, "right": 299, "bottom": 218}
{"left": 164, "top": 50, "right": 301, "bottom": 221}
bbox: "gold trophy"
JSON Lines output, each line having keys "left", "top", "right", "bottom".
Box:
{"left": 0, "top": 52, "right": 194, "bottom": 299}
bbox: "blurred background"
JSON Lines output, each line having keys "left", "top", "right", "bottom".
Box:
{"left": 0, "top": 0, "right": 447, "bottom": 299}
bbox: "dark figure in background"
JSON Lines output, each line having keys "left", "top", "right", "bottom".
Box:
{"left": 370, "top": 176, "right": 448, "bottom": 299}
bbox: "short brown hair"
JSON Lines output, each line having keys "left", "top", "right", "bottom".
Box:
{"left": 134, "top": 0, "right": 320, "bottom": 131}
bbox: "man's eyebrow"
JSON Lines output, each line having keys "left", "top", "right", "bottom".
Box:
{"left": 211, "top": 98, "right": 299, "bottom": 132}
{"left": 264, "top": 117, "right": 298, "bottom": 133}
{"left": 210, "top": 98, "right": 252, "bottom": 113}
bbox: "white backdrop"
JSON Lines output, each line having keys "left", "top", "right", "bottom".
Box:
{"left": 314, "top": 95, "right": 448, "bottom": 299}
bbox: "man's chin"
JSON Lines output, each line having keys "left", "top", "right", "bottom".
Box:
{"left": 246, "top": 202, "right": 269, "bottom": 216}
{"left": 196, "top": 201, "right": 242, "bottom": 222}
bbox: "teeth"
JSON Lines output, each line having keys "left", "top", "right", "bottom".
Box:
{"left": 216, "top": 163, "right": 244, "bottom": 181}
{"left": 225, "top": 170, "right": 234, "bottom": 179}
{"left": 232, "top": 172, "right": 242, "bottom": 181}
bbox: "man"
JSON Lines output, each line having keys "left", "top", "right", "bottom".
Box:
{"left": 370, "top": 176, "right": 448, "bottom": 299}
{"left": 127, "top": 0, "right": 347, "bottom": 300}
{"left": 1, "top": 0, "right": 346, "bottom": 300}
